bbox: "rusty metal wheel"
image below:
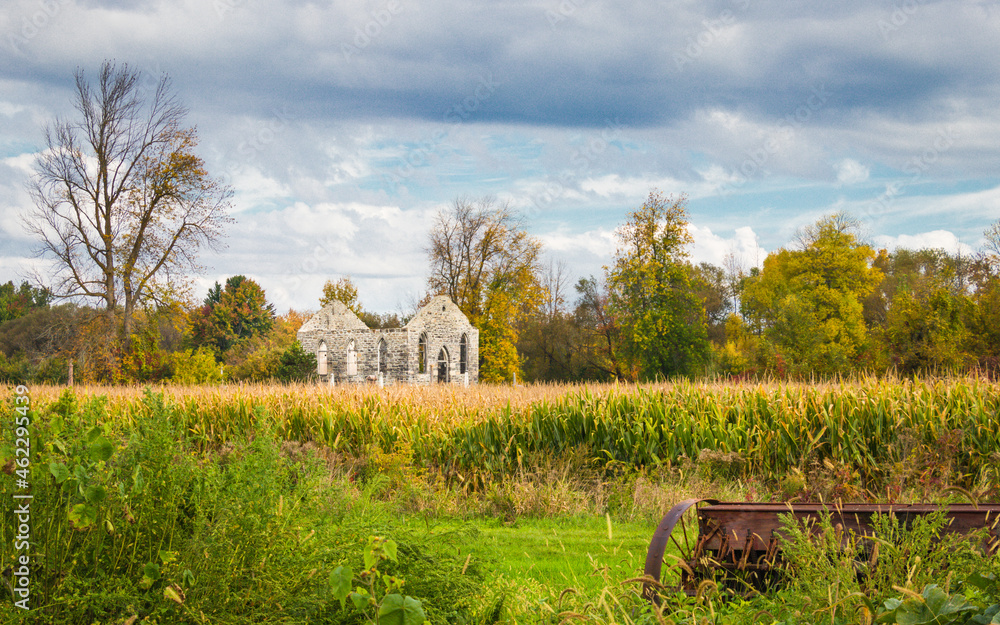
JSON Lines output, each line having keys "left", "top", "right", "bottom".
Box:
{"left": 642, "top": 498, "right": 719, "bottom": 602}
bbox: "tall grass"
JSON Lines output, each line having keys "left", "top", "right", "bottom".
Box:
{"left": 18, "top": 376, "right": 1000, "bottom": 497}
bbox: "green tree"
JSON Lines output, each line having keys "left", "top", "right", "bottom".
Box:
{"left": 881, "top": 285, "right": 970, "bottom": 374}
{"left": 276, "top": 341, "right": 317, "bottom": 382}
{"left": 742, "top": 213, "right": 882, "bottom": 375}
{"left": 191, "top": 276, "right": 276, "bottom": 355}
{"left": 687, "top": 262, "right": 732, "bottom": 345}
{"left": 572, "top": 276, "right": 626, "bottom": 380}
{"left": 605, "top": 191, "right": 709, "bottom": 379}
{"left": 967, "top": 277, "right": 1000, "bottom": 371}
{"left": 518, "top": 262, "right": 590, "bottom": 382}
{"left": 223, "top": 309, "right": 310, "bottom": 381}
{"left": 172, "top": 346, "right": 223, "bottom": 384}
{"left": 865, "top": 247, "right": 972, "bottom": 329}
{"left": 0, "top": 281, "right": 50, "bottom": 323}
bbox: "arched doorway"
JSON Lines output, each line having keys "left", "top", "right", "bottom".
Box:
{"left": 436, "top": 347, "right": 449, "bottom": 383}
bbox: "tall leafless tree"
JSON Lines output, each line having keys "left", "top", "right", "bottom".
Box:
{"left": 426, "top": 196, "right": 541, "bottom": 321}
{"left": 25, "top": 61, "right": 232, "bottom": 339}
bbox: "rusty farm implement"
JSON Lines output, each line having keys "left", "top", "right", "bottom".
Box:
{"left": 642, "top": 499, "right": 1000, "bottom": 601}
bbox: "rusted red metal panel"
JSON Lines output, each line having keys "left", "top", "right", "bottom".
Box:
{"left": 699, "top": 502, "right": 1000, "bottom": 552}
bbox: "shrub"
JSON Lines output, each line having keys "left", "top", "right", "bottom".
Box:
{"left": 277, "top": 340, "right": 316, "bottom": 382}
{"left": 172, "top": 346, "right": 222, "bottom": 384}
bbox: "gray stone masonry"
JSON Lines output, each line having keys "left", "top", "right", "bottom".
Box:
{"left": 297, "top": 295, "right": 479, "bottom": 385}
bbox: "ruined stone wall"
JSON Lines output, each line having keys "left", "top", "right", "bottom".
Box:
{"left": 297, "top": 296, "right": 478, "bottom": 385}
{"left": 403, "top": 296, "right": 479, "bottom": 384}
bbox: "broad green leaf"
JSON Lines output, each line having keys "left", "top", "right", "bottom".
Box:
{"left": 967, "top": 573, "right": 999, "bottom": 593}
{"left": 86, "top": 425, "right": 102, "bottom": 444}
{"left": 140, "top": 562, "right": 160, "bottom": 589}
{"left": 158, "top": 550, "right": 177, "bottom": 565}
{"left": 377, "top": 594, "right": 425, "bottom": 625}
{"left": 49, "top": 462, "right": 69, "bottom": 484}
{"left": 329, "top": 566, "right": 353, "bottom": 608}
{"left": 84, "top": 484, "right": 106, "bottom": 503}
{"left": 89, "top": 436, "right": 114, "bottom": 462}
{"left": 67, "top": 503, "right": 97, "bottom": 529}
{"left": 382, "top": 538, "right": 398, "bottom": 563}
{"left": 142, "top": 562, "right": 161, "bottom": 584}
{"left": 350, "top": 590, "right": 370, "bottom": 611}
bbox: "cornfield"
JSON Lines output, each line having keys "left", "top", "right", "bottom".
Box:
{"left": 18, "top": 377, "right": 1000, "bottom": 492}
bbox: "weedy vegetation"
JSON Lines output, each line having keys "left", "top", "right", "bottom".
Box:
{"left": 1, "top": 378, "right": 999, "bottom": 623}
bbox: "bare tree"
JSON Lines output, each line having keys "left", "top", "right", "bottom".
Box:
{"left": 541, "top": 258, "right": 569, "bottom": 319}
{"left": 25, "top": 61, "right": 232, "bottom": 339}
{"left": 573, "top": 275, "right": 625, "bottom": 379}
{"left": 426, "top": 196, "right": 541, "bottom": 320}
{"left": 985, "top": 220, "right": 1000, "bottom": 268}
{"left": 722, "top": 250, "right": 746, "bottom": 318}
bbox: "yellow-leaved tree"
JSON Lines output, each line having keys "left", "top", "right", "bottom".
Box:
{"left": 426, "top": 196, "right": 543, "bottom": 383}
{"left": 740, "top": 212, "right": 882, "bottom": 375}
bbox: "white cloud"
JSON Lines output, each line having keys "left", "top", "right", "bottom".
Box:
{"left": 835, "top": 158, "right": 869, "bottom": 185}
{"left": 688, "top": 224, "right": 767, "bottom": 269}
{"left": 0, "top": 102, "right": 27, "bottom": 117}
{"left": 227, "top": 166, "right": 292, "bottom": 212}
{"left": 198, "top": 199, "right": 434, "bottom": 312}
{"left": 872, "top": 231, "right": 975, "bottom": 256}
{"left": 538, "top": 228, "right": 617, "bottom": 258}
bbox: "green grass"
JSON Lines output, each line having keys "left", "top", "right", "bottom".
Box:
{"left": 474, "top": 515, "right": 649, "bottom": 595}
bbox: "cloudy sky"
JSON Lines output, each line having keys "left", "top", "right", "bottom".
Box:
{"left": 2, "top": 0, "right": 999, "bottom": 314}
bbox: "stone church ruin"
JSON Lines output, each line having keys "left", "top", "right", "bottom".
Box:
{"left": 297, "top": 295, "right": 479, "bottom": 385}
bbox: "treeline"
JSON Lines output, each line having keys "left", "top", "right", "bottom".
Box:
{"left": 0, "top": 276, "right": 315, "bottom": 384}
{"left": 518, "top": 199, "right": 1000, "bottom": 381}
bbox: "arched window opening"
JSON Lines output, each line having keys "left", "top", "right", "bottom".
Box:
{"left": 459, "top": 334, "right": 468, "bottom": 375}
{"left": 346, "top": 340, "right": 358, "bottom": 376}
{"left": 418, "top": 333, "right": 427, "bottom": 374}
{"left": 437, "top": 347, "right": 449, "bottom": 383}
{"left": 378, "top": 339, "right": 388, "bottom": 375}
{"left": 318, "top": 341, "right": 328, "bottom": 376}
